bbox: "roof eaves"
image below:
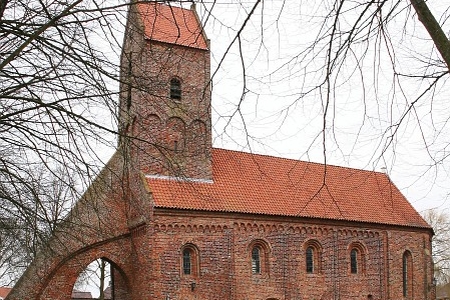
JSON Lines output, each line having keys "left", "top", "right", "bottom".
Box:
{"left": 142, "top": 36, "right": 209, "bottom": 51}
{"left": 153, "top": 205, "right": 433, "bottom": 230}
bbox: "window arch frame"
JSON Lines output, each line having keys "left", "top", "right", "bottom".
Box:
{"left": 249, "top": 239, "right": 270, "bottom": 276}
{"left": 304, "top": 239, "right": 323, "bottom": 274}
{"left": 181, "top": 243, "right": 200, "bottom": 277}
{"left": 170, "top": 77, "right": 182, "bottom": 101}
{"left": 348, "top": 242, "right": 367, "bottom": 275}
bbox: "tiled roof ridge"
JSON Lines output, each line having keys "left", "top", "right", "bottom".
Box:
{"left": 211, "top": 147, "right": 386, "bottom": 176}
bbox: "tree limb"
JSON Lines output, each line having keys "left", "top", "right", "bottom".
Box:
{"left": 410, "top": 0, "right": 450, "bottom": 72}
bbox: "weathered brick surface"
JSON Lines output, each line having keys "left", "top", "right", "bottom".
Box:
{"left": 119, "top": 3, "right": 212, "bottom": 181}
{"left": 9, "top": 206, "right": 433, "bottom": 300}
{"left": 149, "top": 212, "right": 433, "bottom": 300}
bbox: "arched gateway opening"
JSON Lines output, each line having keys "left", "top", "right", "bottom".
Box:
{"left": 74, "top": 259, "right": 111, "bottom": 299}
{"left": 8, "top": 235, "right": 134, "bottom": 300}
{"left": 44, "top": 240, "right": 133, "bottom": 300}
{"left": 73, "top": 258, "right": 129, "bottom": 300}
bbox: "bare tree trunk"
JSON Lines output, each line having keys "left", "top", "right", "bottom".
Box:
{"left": 410, "top": 0, "right": 450, "bottom": 72}
{"left": 0, "top": 0, "right": 7, "bottom": 20}
{"left": 99, "top": 259, "right": 105, "bottom": 300}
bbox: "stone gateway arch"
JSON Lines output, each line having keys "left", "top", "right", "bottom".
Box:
{"left": 7, "top": 2, "right": 434, "bottom": 300}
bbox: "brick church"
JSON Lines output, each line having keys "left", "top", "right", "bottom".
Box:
{"left": 7, "top": 2, "right": 434, "bottom": 300}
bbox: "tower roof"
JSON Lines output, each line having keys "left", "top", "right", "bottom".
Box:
{"left": 136, "top": 2, "right": 208, "bottom": 50}
{"left": 146, "top": 148, "right": 430, "bottom": 229}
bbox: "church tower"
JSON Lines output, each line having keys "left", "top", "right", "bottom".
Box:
{"left": 119, "top": 1, "right": 212, "bottom": 180}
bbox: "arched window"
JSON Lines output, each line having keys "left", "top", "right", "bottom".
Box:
{"left": 170, "top": 78, "right": 181, "bottom": 100}
{"left": 349, "top": 242, "right": 366, "bottom": 274}
{"left": 250, "top": 239, "right": 270, "bottom": 275}
{"left": 181, "top": 244, "right": 199, "bottom": 276}
{"left": 252, "top": 246, "right": 261, "bottom": 274}
{"left": 305, "top": 240, "right": 322, "bottom": 274}
{"left": 350, "top": 248, "right": 358, "bottom": 274}
{"left": 403, "top": 251, "right": 413, "bottom": 298}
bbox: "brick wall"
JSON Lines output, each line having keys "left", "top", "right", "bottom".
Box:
{"left": 148, "top": 211, "right": 433, "bottom": 300}
{"left": 119, "top": 4, "right": 212, "bottom": 181}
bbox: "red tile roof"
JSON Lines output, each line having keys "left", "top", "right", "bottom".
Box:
{"left": 136, "top": 2, "right": 208, "bottom": 50}
{"left": 146, "top": 148, "right": 430, "bottom": 229}
{"left": 0, "top": 287, "right": 11, "bottom": 299}
{"left": 71, "top": 290, "right": 93, "bottom": 299}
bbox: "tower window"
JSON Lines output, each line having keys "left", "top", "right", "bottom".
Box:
{"left": 170, "top": 78, "right": 181, "bottom": 100}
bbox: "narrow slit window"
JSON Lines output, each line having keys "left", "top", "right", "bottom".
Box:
{"left": 403, "top": 251, "right": 413, "bottom": 297}
{"left": 350, "top": 249, "right": 358, "bottom": 274}
{"left": 170, "top": 78, "right": 181, "bottom": 100}
{"left": 403, "top": 254, "right": 408, "bottom": 297}
{"left": 252, "top": 247, "right": 261, "bottom": 274}
{"left": 306, "top": 247, "right": 314, "bottom": 273}
{"left": 183, "top": 248, "right": 191, "bottom": 275}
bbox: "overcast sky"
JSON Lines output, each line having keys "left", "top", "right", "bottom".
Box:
{"left": 189, "top": 0, "right": 450, "bottom": 213}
